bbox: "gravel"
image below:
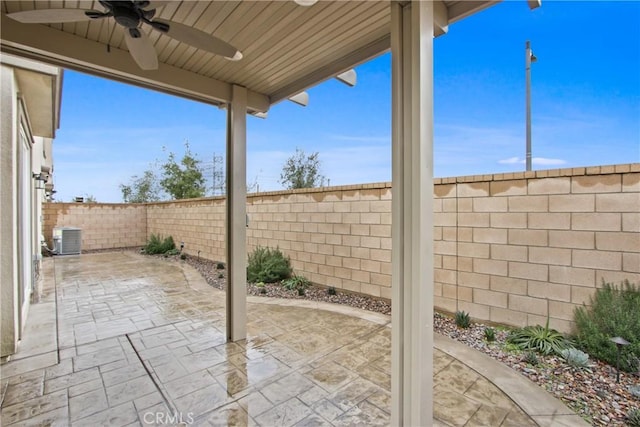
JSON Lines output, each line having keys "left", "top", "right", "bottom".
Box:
{"left": 111, "top": 250, "right": 640, "bottom": 426}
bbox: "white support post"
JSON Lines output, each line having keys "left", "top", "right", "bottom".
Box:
{"left": 391, "top": 1, "right": 434, "bottom": 426}
{"left": 226, "top": 84, "right": 248, "bottom": 342}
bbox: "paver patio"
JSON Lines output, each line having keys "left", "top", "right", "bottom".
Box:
{"left": 0, "top": 252, "right": 585, "bottom": 426}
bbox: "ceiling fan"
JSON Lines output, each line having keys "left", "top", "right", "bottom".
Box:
{"left": 6, "top": 1, "right": 243, "bottom": 70}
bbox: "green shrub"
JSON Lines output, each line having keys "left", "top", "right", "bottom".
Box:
{"left": 327, "top": 287, "right": 337, "bottom": 296}
{"left": 247, "top": 246, "right": 292, "bottom": 283}
{"left": 573, "top": 280, "right": 640, "bottom": 372}
{"left": 627, "top": 408, "right": 640, "bottom": 427}
{"left": 484, "top": 327, "right": 496, "bottom": 342}
{"left": 143, "top": 234, "right": 176, "bottom": 255}
{"left": 216, "top": 262, "right": 225, "bottom": 270}
{"left": 180, "top": 253, "right": 187, "bottom": 260}
{"left": 506, "top": 317, "right": 571, "bottom": 355}
{"left": 455, "top": 311, "right": 471, "bottom": 329}
{"left": 282, "top": 274, "right": 310, "bottom": 294}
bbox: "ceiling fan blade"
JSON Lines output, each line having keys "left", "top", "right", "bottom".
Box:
{"left": 7, "top": 9, "right": 99, "bottom": 24}
{"left": 124, "top": 30, "right": 158, "bottom": 70}
{"left": 154, "top": 20, "right": 242, "bottom": 60}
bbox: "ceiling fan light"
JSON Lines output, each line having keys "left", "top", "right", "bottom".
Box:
{"left": 295, "top": 0, "right": 318, "bottom": 6}
{"left": 227, "top": 51, "right": 243, "bottom": 61}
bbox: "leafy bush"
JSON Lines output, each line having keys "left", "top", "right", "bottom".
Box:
{"left": 327, "top": 287, "right": 337, "bottom": 296}
{"left": 560, "top": 347, "right": 590, "bottom": 368}
{"left": 143, "top": 234, "right": 176, "bottom": 255}
{"left": 627, "top": 408, "right": 640, "bottom": 427}
{"left": 484, "top": 327, "right": 496, "bottom": 342}
{"left": 455, "top": 311, "right": 471, "bottom": 329}
{"left": 283, "top": 274, "right": 310, "bottom": 295}
{"left": 573, "top": 280, "right": 640, "bottom": 372}
{"left": 506, "top": 317, "right": 571, "bottom": 355}
{"left": 247, "top": 246, "right": 292, "bottom": 283}
{"left": 216, "top": 262, "right": 225, "bottom": 270}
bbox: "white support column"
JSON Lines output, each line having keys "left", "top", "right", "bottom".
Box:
{"left": 391, "top": 1, "right": 434, "bottom": 426}
{"left": 225, "top": 84, "right": 248, "bottom": 342}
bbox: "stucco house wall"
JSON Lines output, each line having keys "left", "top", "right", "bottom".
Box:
{"left": 0, "top": 55, "right": 61, "bottom": 359}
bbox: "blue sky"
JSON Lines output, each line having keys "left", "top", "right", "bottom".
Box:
{"left": 53, "top": 1, "right": 640, "bottom": 203}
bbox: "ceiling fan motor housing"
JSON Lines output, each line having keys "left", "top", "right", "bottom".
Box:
{"left": 111, "top": 4, "right": 141, "bottom": 29}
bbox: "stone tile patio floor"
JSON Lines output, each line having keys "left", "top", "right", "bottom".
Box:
{"left": 0, "top": 252, "right": 587, "bottom": 426}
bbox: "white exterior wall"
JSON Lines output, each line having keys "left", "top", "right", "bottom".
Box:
{"left": 1, "top": 64, "right": 21, "bottom": 358}
{"left": 0, "top": 58, "right": 60, "bottom": 360}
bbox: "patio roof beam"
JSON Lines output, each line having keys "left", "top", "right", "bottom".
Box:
{"left": 269, "top": 35, "right": 390, "bottom": 105}
{"left": 225, "top": 84, "right": 248, "bottom": 342}
{"left": 0, "top": 15, "right": 270, "bottom": 113}
{"left": 391, "top": 1, "right": 434, "bottom": 425}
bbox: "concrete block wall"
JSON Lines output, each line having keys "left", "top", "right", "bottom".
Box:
{"left": 146, "top": 197, "right": 226, "bottom": 262}
{"left": 433, "top": 164, "right": 640, "bottom": 332}
{"left": 247, "top": 184, "right": 393, "bottom": 299}
{"left": 42, "top": 203, "right": 147, "bottom": 251}
{"left": 43, "top": 163, "right": 639, "bottom": 332}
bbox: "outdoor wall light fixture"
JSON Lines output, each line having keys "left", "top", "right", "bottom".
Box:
{"left": 609, "top": 336, "right": 630, "bottom": 383}
{"left": 180, "top": 242, "right": 184, "bottom": 252}
{"left": 32, "top": 172, "right": 47, "bottom": 190}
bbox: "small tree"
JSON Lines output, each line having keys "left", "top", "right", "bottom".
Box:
{"left": 120, "top": 170, "right": 161, "bottom": 203}
{"left": 279, "top": 148, "right": 326, "bottom": 189}
{"left": 160, "top": 143, "right": 207, "bottom": 200}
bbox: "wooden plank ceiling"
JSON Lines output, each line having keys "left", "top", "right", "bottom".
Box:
{"left": 0, "top": 1, "right": 498, "bottom": 111}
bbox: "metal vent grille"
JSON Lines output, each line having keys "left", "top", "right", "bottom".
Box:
{"left": 53, "top": 227, "right": 82, "bottom": 255}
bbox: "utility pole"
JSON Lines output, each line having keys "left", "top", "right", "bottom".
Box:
{"left": 525, "top": 40, "right": 537, "bottom": 172}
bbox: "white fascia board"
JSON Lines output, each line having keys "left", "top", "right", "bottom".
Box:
{"left": 447, "top": 1, "right": 501, "bottom": 26}
{"left": 0, "top": 53, "right": 60, "bottom": 76}
{"left": 0, "top": 15, "right": 270, "bottom": 113}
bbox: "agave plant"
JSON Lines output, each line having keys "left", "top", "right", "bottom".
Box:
{"left": 560, "top": 347, "right": 590, "bottom": 368}
{"left": 506, "top": 317, "right": 571, "bottom": 355}
{"left": 282, "top": 274, "right": 310, "bottom": 295}
{"left": 484, "top": 327, "right": 496, "bottom": 342}
{"left": 627, "top": 408, "right": 640, "bottom": 427}
{"left": 523, "top": 351, "right": 539, "bottom": 366}
{"left": 455, "top": 311, "right": 471, "bottom": 329}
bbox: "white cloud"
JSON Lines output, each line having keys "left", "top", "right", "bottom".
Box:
{"left": 498, "top": 157, "right": 522, "bottom": 165}
{"left": 498, "top": 157, "right": 567, "bottom": 166}
{"left": 533, "top": 157, "right": 567, "bottom": 166}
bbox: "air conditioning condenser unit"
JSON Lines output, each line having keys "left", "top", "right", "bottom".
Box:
{"left": 53, "top": 227, "right": 82, "bottom": 255}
